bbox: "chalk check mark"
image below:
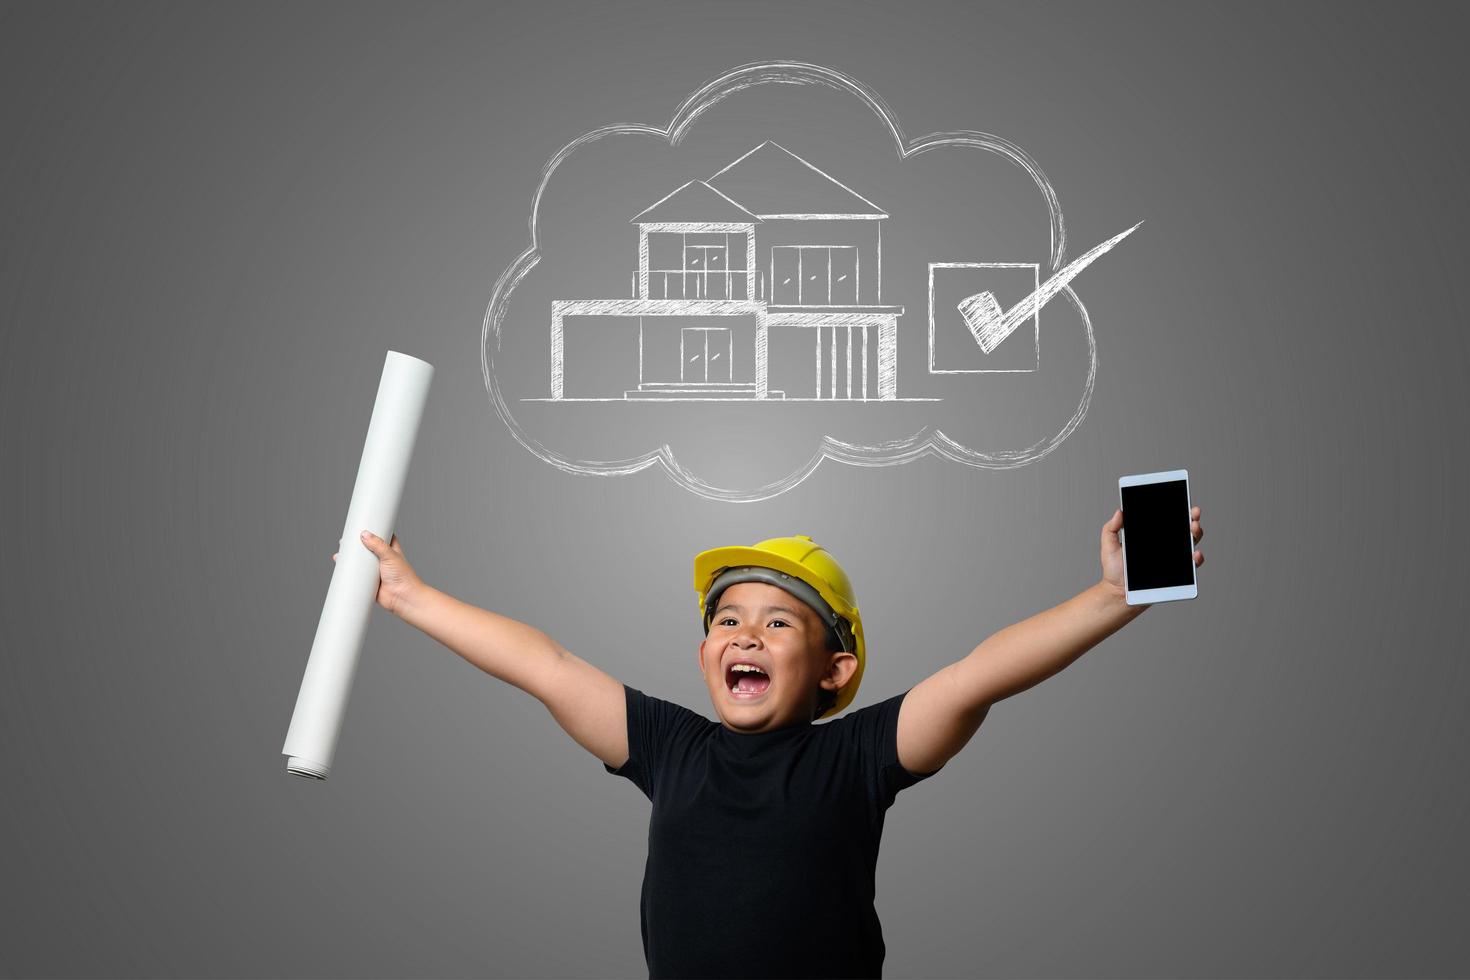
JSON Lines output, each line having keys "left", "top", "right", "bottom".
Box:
{"left": 957, "top": 220, "right": 1143, "bottom": 354}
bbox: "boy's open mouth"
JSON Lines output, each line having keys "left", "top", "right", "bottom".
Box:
{"left": 725, "top": 662, "right": 772, "bottom": 699}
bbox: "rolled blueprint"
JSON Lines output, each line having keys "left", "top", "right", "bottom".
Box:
{"left": 282, "top": 350, "right": 434, "bottom": 780}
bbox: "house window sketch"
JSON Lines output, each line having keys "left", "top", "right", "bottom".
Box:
{"left": 543, "top": 141, "right": 916, "bottom": 402}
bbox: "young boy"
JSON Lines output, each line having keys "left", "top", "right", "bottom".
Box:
{"left": 342, "top": 506, "right": 1204, "bottom": 979}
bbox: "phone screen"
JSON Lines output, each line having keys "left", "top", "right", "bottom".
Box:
{"left": 1121, "top": 479, "right": 1194, "bottom": 590}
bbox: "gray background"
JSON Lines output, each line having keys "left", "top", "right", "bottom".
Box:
{"left": 2, "top": 1, "right": 1467, "bottom": 977}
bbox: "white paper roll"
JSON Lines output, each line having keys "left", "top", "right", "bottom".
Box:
{"left": 282, "top": 350, "right": 434, "bottom": 780}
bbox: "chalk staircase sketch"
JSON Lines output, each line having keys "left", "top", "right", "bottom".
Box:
{"left": 544, "top": 141, "right": 911, "bottom": 401}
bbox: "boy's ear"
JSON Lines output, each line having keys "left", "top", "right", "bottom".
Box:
{"left": 821, "top": 652, "right": 859, "bottom": 691}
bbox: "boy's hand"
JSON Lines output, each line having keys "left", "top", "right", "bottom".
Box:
{"left": 332, "top": 531, "right": 424, "bottom": 617}
{"left": 1100, "top": 505, "right": 1204, "bottom": 601}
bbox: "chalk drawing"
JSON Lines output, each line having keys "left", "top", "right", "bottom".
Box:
{"left": 541, "top": 142, "right": 913, "bottom": 403}
{"left": 930, "top": 263, "right": 1042, "bottom": 374}
{"left": 482, "top": 61, "right": 1137, "bottom": 502}
{"left": 952, "top": 221, "right": 1142, "bottom": 355}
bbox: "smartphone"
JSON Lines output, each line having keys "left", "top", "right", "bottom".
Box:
{"left": 1118, "top": 469, "right": 1197, "bottom": 605}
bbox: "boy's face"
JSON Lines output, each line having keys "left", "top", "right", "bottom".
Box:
{"left": 698, "top": 580, "right": 859, "bottom": 733}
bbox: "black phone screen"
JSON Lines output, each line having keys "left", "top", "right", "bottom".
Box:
{"left": 1120, "top": 480, "right": 1194, "bottom": 590}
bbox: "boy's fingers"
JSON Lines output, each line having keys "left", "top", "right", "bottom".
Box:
{"left": 1194, "top": 550, "right": 1204, "bottom": 566}
{"left": 1192, "top": 521, "right": 1203, "bottom": 543}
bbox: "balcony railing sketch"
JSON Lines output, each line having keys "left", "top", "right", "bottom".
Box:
{"left": 633, "top": 269, "right": 765, "bottom": 301}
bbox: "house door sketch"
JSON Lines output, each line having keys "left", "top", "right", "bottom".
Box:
{"left": 681, "top": 327, "right": 733, "bottom": 383}
{"left": 771, "top": 246, "right": 859, "bottom": 305}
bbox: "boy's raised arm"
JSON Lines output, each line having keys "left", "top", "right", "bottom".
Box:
{"left": 895, "top": 507, "right": 1204, "bottom": 776}
{"left": 353, "top": 531, "right": 628, "bottom": 768}
{"left": 397, "top": 588, "right": 629, "bottom": 769}
{"left": 396, "top": 585, "right": 573, "bottom": 700}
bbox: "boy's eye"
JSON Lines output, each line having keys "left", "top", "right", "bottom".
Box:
{"left": 717, "top": 618, "right": 789, "bottom": 628}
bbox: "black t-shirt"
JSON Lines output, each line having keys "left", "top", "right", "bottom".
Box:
{"left": 603, "top": 683, "right": 943, "bottom": 979}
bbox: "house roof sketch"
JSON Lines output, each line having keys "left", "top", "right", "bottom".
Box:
{"left": 630, "top": 180, "right": 761, "bottom": 224}
{"left": 705, "top": 141, "right": 887, "bottom": 219}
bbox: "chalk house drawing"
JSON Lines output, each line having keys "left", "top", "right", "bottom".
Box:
{"left": 545, "top": 142, "right": 914, "bottom": 402}
{"left": 482, "top": 61, "right": 1143, "bottom": 503}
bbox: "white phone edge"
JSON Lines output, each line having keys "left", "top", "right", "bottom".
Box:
{"left": 1118, "top": 468, "right": 1197, "bottom": 606}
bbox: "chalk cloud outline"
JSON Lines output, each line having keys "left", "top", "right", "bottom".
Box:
{"left": 482, "top": 61, "right": 1099, "bottom": 503}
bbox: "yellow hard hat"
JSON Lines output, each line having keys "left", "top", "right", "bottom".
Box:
{"left": 693, "top": 534, "right": 865, "bottom": 720}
